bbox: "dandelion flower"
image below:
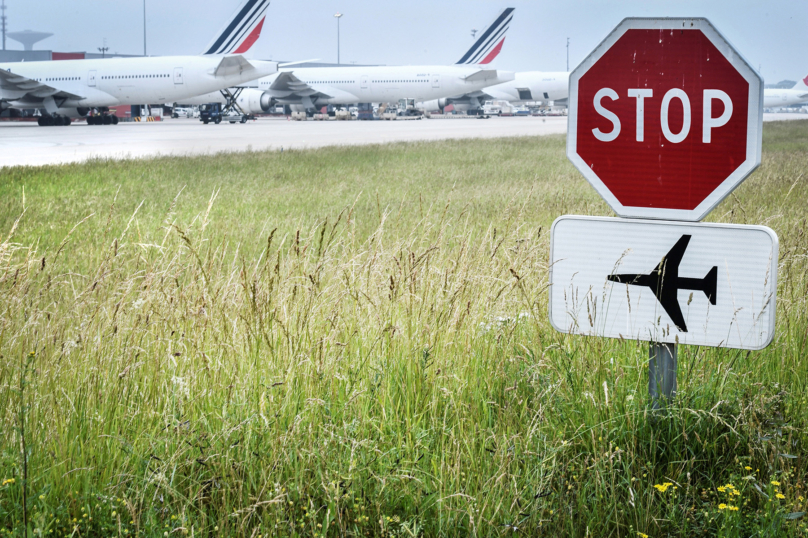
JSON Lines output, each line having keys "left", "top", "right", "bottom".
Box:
{"left": 745, "top": 466, "right": 752, "bottom": 471}
{"left": 776, "top": 493, "right": 786, "bottom": 500}
{"left": 717, "top": 486, "right": 726, "bottom": 493}
{"left": 729, "top": 506, "right": 739, "bottom": 511}
{"left": 637, "top": 533, "right": 649, "bottom": 538}
{"left": 771, "top": 481, "right": 781, "bottom": 486}
{"left": 718, "top": 504, "right": 727, "bottom": 510}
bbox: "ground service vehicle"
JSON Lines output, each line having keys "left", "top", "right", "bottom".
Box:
{"left": 199, "top": 103, "right": 223, "bottom": 124}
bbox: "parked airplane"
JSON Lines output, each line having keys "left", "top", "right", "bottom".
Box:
{"left": 0, "top": 0, "right": 276, "bottom": 126}
{"left": 421, "top": 70, "right": 569, "bottom": 113}
{"left": 434, "top": 71, "right": 808, "bottom": 115}
{"left": 180, "top": 8, "right": 516, "bottom": 116}
{"left": 763, "top": 75, "right": 808, "bottom": 108}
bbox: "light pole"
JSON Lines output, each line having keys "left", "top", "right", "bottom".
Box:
{"left": 1, "top": 0, "right": 7, "bottom": 51}
{"left": 143, "top": 0, "right": 147, "bottom": 56}
{"left": 98, "top": 38, "right": 108, "bottom": 58}
{"left": 566, "top": 37, "right": 570, "bottom": 71}
{"left": 334, "top": 12, "right": 343, "bottom": 64}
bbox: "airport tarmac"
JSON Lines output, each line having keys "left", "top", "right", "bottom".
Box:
{"left": 0, "top": 113, "right": 804, "bottom": 168}
{"left": 0, "top": 115, "right": 568, "bottom": 168}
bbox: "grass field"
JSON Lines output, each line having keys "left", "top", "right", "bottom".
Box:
{"left": 1, "top": 121, "right": 807, "bottom": 538}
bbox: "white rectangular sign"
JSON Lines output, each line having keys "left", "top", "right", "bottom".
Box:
{"left": 549, "top": 216, "right": 778, "bottom": 349}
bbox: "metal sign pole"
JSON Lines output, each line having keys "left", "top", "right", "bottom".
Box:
{"left": 649, "top": 342, "right": 677, "bottom": 408}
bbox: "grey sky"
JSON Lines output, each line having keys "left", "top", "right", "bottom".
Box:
{"left": 6, "top": 1, "right": 807, "bottom": 82}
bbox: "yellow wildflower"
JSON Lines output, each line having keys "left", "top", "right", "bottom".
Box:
{"left": 776, "top": 493, "right": 785, "bottom": 500}
{"left": 771, "top": 481, "right": 781, "bottom": 486}
{"left": 728, "top": 506, "right": 739, "bottom": 511}
{"left": 637, "top": 533, "right": 649, "bottom": 538}
{"left": 717, "top": 486, "right": 726, "bottom": 493}
{"left": 744, "top": 466, "right": 752, "bottom": 471}
{"left": 718, "top": 503, "right": 727, "bottom": 510}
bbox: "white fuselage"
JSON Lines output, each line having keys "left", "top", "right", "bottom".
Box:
{"left": 180, "top": 65, "right": 515, "bottom": 109}
{"left": 763, "top": 87, "right": 808, "bottom": 108}
{"left": 483, "top": 71, "right": 569, "bottom": 104}
{"left": 0, "top": 56, "right": 277, "bottom": 111}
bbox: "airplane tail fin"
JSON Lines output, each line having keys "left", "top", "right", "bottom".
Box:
{"left": 456, "top": 8, "right": 514, "bottom": 65}
{"left": 203, "top": 0, "right": 270, "bottom": 55}
{"left": 797, "top": 73, "right": 808, "bottom": 90}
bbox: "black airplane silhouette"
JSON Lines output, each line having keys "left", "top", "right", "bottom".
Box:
{"left": 607, "top": 234, "right": 717, "bottom": 333}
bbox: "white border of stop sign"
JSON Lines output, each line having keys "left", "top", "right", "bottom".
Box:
{"left": 567, "top": 18, "right": 763, "bottom": 222}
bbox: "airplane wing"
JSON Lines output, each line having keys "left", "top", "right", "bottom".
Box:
{"left": 213, "top": 55, "right": 257, "bottom": 77}
{"left": 0, "top": 69, "right": 85, "bottom": 102}
{"left": 266, "top": 71, "right": 332, "bottom": 99}
{"left": 462, "top": 69, "right": 499, "bottom": 83}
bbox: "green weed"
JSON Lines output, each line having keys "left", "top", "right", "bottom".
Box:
{"left": 0, "top": 124, "right": 807, "bottom": 537}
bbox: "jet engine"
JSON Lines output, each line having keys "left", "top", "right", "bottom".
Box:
{"left": 417, "top": 98, "right": 446, "bottom": 113}
{"left": 236, "top": 89, "right": 273, "bottom": 114}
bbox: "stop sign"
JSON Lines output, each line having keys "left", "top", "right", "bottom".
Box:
{"left": 567, "top": 18, "right": 763, "bottom": 221}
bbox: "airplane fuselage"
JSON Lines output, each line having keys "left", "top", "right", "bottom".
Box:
{"left": 483, "top": 71, "right": 569, "bottom": 104}
{"left": 763, "top": 88, "right": 808, "bottom": 108}
{"left": 273, "top": 65, "right": 513, "bottom": 104}
{"left": 0, "top": 56, "right": 277, "bottom": 111}
{"left": 180, "top": 64, "right": 515, "bottom": 109}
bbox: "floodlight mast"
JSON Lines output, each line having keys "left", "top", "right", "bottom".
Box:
{"left": 143, "top": 0, "right": 147, "bottom": 56}
{"left": 1, "top": 0, "right": 7, "bottom": 51}
{"left": 334, "top": 12, "right": 343, "bottom": 64}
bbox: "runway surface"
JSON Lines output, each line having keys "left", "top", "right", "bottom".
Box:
{"left": 0, "top": 113, "right": 804, "bottom": 168}
{"left": 0, "top": 116, "right": 568, "bottom": 168}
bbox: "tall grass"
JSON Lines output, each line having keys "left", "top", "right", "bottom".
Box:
{"left": 1, "top": 124, "right": 807, "bottom": 537}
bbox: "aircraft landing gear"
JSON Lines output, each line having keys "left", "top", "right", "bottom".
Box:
{"left": 37, "top": 114, "right": 72, "bottom": 126}
{"left": 86, "top": 113, "right": 118, "bottom": 125}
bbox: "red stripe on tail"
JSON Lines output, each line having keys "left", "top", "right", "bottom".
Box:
{"left": 479, "top": 37, "right": 505, "bottom": 64}
{"left": 233, "top": 17, "right": 265, "bottom": 54}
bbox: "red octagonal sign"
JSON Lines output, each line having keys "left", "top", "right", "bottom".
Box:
{"left": 568, "top": 18, "right": 763, "bottom": 221}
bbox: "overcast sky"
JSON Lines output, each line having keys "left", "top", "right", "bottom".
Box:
{"left": 5, "top": 0, "right": 807, "bottom": 82}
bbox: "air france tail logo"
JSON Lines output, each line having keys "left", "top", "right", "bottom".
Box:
{"left": 456, "top": 7, "right": 514, "bottom": 65}
{"left": 204, "top": 0, "right": 270, "bottom": 55}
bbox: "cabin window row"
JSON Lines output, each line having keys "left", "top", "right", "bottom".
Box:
{"left": 42, "top": 77, "right": 80, "bottom": 81}
{"left": 371, "top": 80, "right": 427, "bottom": 83}
{"left": 100, "top": 74, "right": 171, "bottom": 80}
